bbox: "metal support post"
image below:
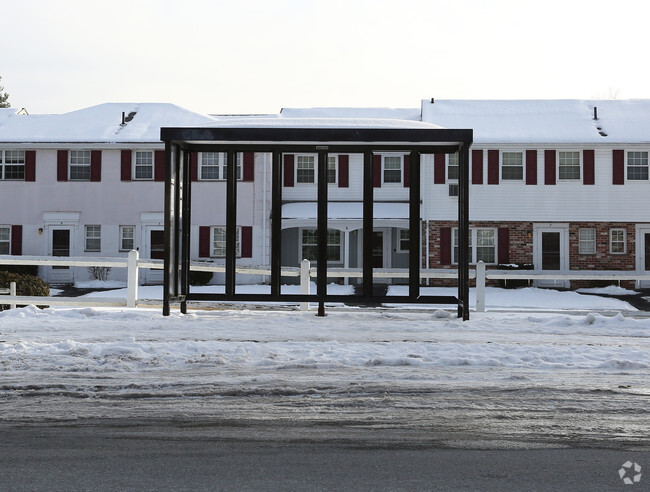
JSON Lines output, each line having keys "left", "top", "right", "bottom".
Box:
{"left": 362, "top": 151, "right": 374, "bottom": 298}
{"left": 316, "top": 149, "right": 328, "bottom": 316}
{"left": 271, "top": 151, "right": 282, "bottom": 297}
{"left": 409, "top": 151, "right": 421, "bottom": 299}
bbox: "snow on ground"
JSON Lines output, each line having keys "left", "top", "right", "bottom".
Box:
{"left": 0, "top": 286, "right": 648, "bottom": 401}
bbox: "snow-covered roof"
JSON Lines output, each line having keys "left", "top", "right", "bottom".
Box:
{"left": 0, "top": 103, "right": 217, "bottom": 143}
{"left": 279, "top": 107, "right": 421, "bottom": 121}
{"left": 420, "top": 99, "right": 650, "bottom": 144}
{"left": 203, "top": 116, "right": 442, "bottom": 130}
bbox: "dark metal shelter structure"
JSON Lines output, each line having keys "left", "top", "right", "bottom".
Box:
{"left": 160, "top": 124, "right": 472, "bottom": 319}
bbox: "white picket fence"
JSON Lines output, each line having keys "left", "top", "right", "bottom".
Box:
{"left": 2, "top": 253, "right": 649, "bottom": 312}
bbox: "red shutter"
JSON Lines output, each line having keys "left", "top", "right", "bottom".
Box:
{"left": 338, "top": 154, "right": 349, "bottom": 188}
{"left": 24, "top": 150, "right": 36, "bottom": 181}
{"left": 613, "top": 149, "right": 625, "bottom": 185}
{"left": 11, "top": 225, "right": 22, "bottom": 255}
{"left": 472, "top": 150, "right": 483, "bottom": 184}
{"left": 487, "top": 150, "right": 499, "bottom": 184}
{"left": 525, "top": 150, "right": 537, "bottom": 185}
{"left": 154, "top": 150, "right": 166, "bottom": 182}
{"left": 243, "top": 152, "right": 254, "bottom": 182}
{"left": 190, "top": 152, "right": 198, "bottom": 182}
{"left": 498, "top": 228, "right": 510, "bottom": 264}
{"left": 121, "top": 150, "right": 132, "bottom": 181}
{"left": 434, "top": 154, "right": 446, "bottom": 184}
{"left": 403, "top": 154, "right": 410, "bottom": 187}
{"left": 283, "top": 154, "right": 294, "bottom": 187}
{"left": 241, "top": 226, "right": 253, "bottom": 258}
{"left": 544, "top": 150, "right": 556, "bottom": 185}
{"left": 57, "top": 150, "right": 68, "bottom": 181}
{"left": 90, "top": 150, "right": 102, "bottom": 182}
{"left": 440, "top": 227, "right": 451, "bottom": 265}
{"left": 199, "top": 226, "right": 211, "bottom": 258}
{"left": 583, "top": 149, "right": 595, "bottom": 185}
{"left": 373, "top": 154, "right": 382, "bottom": 187}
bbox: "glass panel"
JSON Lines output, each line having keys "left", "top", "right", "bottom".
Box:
{"left": 645, "top": 234, "right": 650, "bottom": 271}
{"left": 52, "top": 229, "right": 70, "bottom": 269}
{"left": 150, "top": 230, "right": 165, "bottom": 260}
{"left": 372, "top": 231, "right": 383, "bottom": 268}
{"left": 541, "top": 232, "right": 561, "bottom": 270}
{"left": 383, "top": 156, "right": 401, "bottom": 183}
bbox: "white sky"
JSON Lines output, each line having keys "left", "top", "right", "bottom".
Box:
{"left": 4, "top": 0, "right": 650, "bottom": 115}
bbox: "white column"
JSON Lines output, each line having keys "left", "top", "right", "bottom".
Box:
{"left": 476, "top": 261, "right": 486, "bottom": 313}
{"left": 127, "top": 250, "right": 139, "bottom": 308}
{"left": 343, "top": 229, "right": 350, "bottom": 285}
{"left": 300, "top": 259, "right": 311, "bottom": 311}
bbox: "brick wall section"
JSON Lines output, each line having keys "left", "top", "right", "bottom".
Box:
{"left": 425, "top": 221, "right": 643, "bottom": 289}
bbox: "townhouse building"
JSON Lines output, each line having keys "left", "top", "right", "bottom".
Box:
{"left": 2, "top": 99, "right": 649, "bottom": 288}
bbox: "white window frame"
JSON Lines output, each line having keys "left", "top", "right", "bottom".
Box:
{"left": 501, "top": 151, "right": 524, "bottom": 181}
{"left": 558, "top": 151, "right": 581, "bottom": 181}
{"left": 199, "top": 152, "right": 242, "bottom": 181}
{"left": 296, "top": 154, "right": 316, "bottom": 184}
{"left": 300, "top": 228, "right": 343, "bottom": 264}
{"left": 133, "top": 150, "right": 154, "bottom": 180}
{"left": 120, "top": 225, "right": 135, "bottom": 252}
{"left": 453, "top": 227, "right": 497, "bottom": 265}
{"left": 609, "top": 228, "right": 626, "bottom": 254}
{"left": 0, "top": 150, "right": 26, "bottom": 180}
{"left": 382, "top": 154, "right": 403, "bottom": 184}
{"left": 85, "top": 225, "right": 101, "bottom": 252}
{"left": 626, "top": 151, "right": 648, "bottom": 181}
{"left": 69, "top": 150, "right": 91, "bottom": 181}
{"left": 0, "top": 225, "right": 10, "bottom": 255}
{"left": 211, "top": 226, "right": 241, "bottom": 258}
{"left": 447, "top": 152, "right": 459, "bottom": 181}
{"left": 327, "top": 155, "right": 337, "bottom": 185}
{"left": 578, "top": 228, "right": 596, "bottom": 255}
{"left": 397, "top": 229, "right": 410, "bottom": 253}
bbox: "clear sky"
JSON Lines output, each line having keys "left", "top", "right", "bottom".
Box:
{"left": 4, "top": 0, "right": 650, "bottom": 115}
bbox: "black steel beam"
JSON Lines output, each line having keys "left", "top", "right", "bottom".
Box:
{"left": 181, "top": 144, "right": 465, "bottom": 155}
{"left": 316, "top": 149, "right": 328, "bottom": 316}
{"left": 226, "top": 151, "right": 237, "bottom": 296}
{"left": 180, "top": 148, "right": 191, "bottom": 314}
{"left": 458, "top": 145, "right": 470, "bottom": 320}
{"left": 185, "top": 293, "right": 459, "bottom": 304}
{"left": 270, "top": 151, "right": 282, "bottom": 297}
{"left": 163, "top": 142, "right": 174, "bottom": 316}
{"left": 362, "top": 151, "right": 374, "bottom": 298}
{"left": 409, "top": 151, "right": 421, "bottom": 299}
{"left": 161, "top": 127, "right": 474, "bottom": 146}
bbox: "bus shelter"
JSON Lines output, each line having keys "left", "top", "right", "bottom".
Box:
{"left": 160, "top": 122, "right": 472, "bottom": 319}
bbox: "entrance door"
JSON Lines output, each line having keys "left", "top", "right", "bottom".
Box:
{"left": 144, "top": 227, "right": 165, "bottom": 284}
{"left": 534, "top": 225, "right": 569, "bottom": 288}
{"left": 50, "top": 228, "right": 74, "bottom": 284}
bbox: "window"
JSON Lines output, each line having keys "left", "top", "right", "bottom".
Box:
{"left": 0, "top": 226, "right": 10, "bottom": 255}
{"left": 134, "top": 151, "right": 153, "bottom": 180}
{"left": 578, "top": 228, "right": 596, "bottom": 254}
{"left": 502, "top": 152, "right": 523, "bottom": 180}
{"left": 85, "top": 225, "right": 101, "bottom": 252}
{"left": 69, "top": 150, "right": 91, "bottom": 180}
{"left": 200, "top": 152, "right": 242, "bottom": 180}
{"left": 610, "top": 228, "right": 626, "bottom": 254}
{"left": 120, "top": 225, "right": 135, "bottom": 251}
{"left": 301, "top": 229, "right": 342, "bottom": 263}
{"left": 383, "top": 155, "right": 402, "bottom": 183}
{"left": 398, "top": 229, "right": 410, "bottom": 252}
{"left": 327, "top": 156, "right": 337, "bottom": 184}
{"left": 296, "top": 155, "right": 315, "bottom": 183}
{"left": 453, "top": 228, "right": 496, "bottom": 264}
{"left": 558, "top": 151, "right": 580, "bottom": 180}
{"left": 448, "top": 153, "right": 459, "bottom": 181}
{"left": 0, "top": 150, "right": 25, "bottom": 180}
{"left": 627, "top": 151, "right": 648, "bottom": 180}
{"left": 211, "top": 226, "right": 241, "bottom": 257}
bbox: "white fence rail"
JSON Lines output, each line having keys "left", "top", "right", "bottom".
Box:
{"left": 1, "top": 254, "right": 648, "bottom": 312}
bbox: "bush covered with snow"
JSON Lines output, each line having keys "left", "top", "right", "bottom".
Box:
{"left": 0, "top": 271, "right": 49, "bottom": 310}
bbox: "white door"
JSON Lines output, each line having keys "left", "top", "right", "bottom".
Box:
{"left": 534, "top": 225, "right": 569, "bottom": 288}
{"left": 636, "top": 227, "right": 650, "bottom": 288}
{"left": 49, "top": 226, "right": 75, "bottom": 284}
{"left": 143, "top": 226, "right": 165, "bottom": 284}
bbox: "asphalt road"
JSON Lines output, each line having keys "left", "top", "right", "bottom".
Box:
{"left": 0, "top": 420, "right": 647, "bottom": 491}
